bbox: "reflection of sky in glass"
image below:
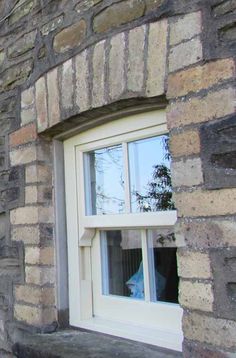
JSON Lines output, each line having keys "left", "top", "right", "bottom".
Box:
{"left": 87, "top": 145, "right": 125, "bottom": 215}
{"left": 128, "top": 135, "right": 170, "bottom": 213}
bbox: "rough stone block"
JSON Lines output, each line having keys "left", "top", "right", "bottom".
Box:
{"left": 170, "top": 130, "right": 200, "bottom": 158}
{"left": 92, "top": 40, "right": 105, "bottom": 108}
{"left": 93, "top": 0, "right": 145, "bottom": 33}
{"left": 167, "top": 87, "right": 236, "bottom": 129}
{"left": 53, "top": 21, "right": 86, "bottom": 53}
{"left": 25, "top": 266, "right": 55, "bottom": 286}
{"left": 75, "top": 50, "right": 90, "bottom": 112}
{"left": 169, "top": 37, "right": 203, "bottom": 73}
{"left": 21, "top": 107, "right": 36, "bottom": 126}
{"left": 177, "top": 250, "right": 212, "bottom": 279}
{"left": 9, "top": 123, "right": 37, "bottom": 147}
{"left": 14, "top": 304, "right": 56, "bottom": 326}
{"left": 169, "top": 12, "right": 202, "bottom": 46}
{"left": 26, "top": 164, "right": 52, "bottom": 184}
{"left": 146, "top": 19, "right": 167, "bottom": 97}
{"left": 41, "top": 16, "right": 63, "bottom": 36}
{"left": 145, "top": 0, "right": 165, "bottom": 13}
{"left": 171, "top": 158, "right": 203, "bottom": 187}
{"left": 21, "top": 87, "right": 35, "bottom": 109}
{"left": 35, "top": 76, "right": 48, "bottom": 132}
{"left": 179, "top": 280, "right": 213, "bottom": 312}
{"left": 12, "top": 226, "right": 40, "bottom": 245}
{"left": 25, "top": 246, "right": 54, "bottom": 266}
{"left": 47, "top": 68, "right": 60, "bottom": 127}
{"left": 167, "top": 58, "right": 235, "bottom": 98}
{"left": 127, "top": 25, "right": 146, "bottom": 92}
{"left": 8, "top": 30, "right": 37, "bottom": 58}
{"left": 174, "top": 188, "right": 236, "bottom": 217}
{"left": 61, "top": 59, "right": 74, "bottom": 110}
{"left": 15, "top": 286, "right": 55, "bottom": 306}
{"left": 183, "top": 312, "right": 236, "bottom": 349}
{"left": 10, "top": 145, "right": 37, "bottom": 166}
{"left": 10, "top": 207, "right": 38, "bottom": 225}
{"left": 109, "top": 33, "right": 125, "bottom": 100}
{"left": 200, "top": 115, "right": 236, "bottom": 189}
{"left": 211, "top": 248, "right": 236, "bottom": 320}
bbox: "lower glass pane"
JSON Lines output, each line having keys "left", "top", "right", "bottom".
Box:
{"left": 148, "top": 230, "right": 179, "bottom": 304}
{"left": 101, "top": 230, "right": 144, "bottom": 299}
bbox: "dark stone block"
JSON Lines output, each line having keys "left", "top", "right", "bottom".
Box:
{"left": 211, "top": 247, "right": 236, "bottom": 320}
{"left": 200, "top": 115, "right": 236, "bottom": 189}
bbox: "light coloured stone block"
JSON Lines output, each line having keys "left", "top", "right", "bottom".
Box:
{"left": 61, "top": 59, "right": 74, "bottom": 109}
{"left": 92, "top": 40, "right": 105, "bottom": 108}
{"left": 47, "top": 68, "right": 60, "bottom": 126}
{"left": 75, "top": 49, "right": 90, "bottom": 112}
{"left": 177, "top": 250, "right": 212, "bottom": 279}
{"left": 109, "top": 33, "right": 125, "bottom": 100}
{"left": 171, "top": 158, "right": 203, "bottom": 187}
{"left": 170, "top": 11, "right": 202, "bottom": 46}
{"left": 179, "top": 280, "right": 213, "bottom": 312}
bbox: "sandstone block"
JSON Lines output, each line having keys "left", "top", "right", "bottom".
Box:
{"left": 92, "top": 40, "right": 105, "bottom": 108}
{"left": 21, "top": 87, "right": 35, "bottom": 109}
{"left": 174, "top": 188, "right": 236, "bottom": 217}
{"left": 25, "top": 185, "right": 38, "bottom": 204}
{"left": 10, "top": 145, "right": 37, "bottom": 166}
{"left": 47, "top": 68, "right": 60, "bottom": 127}
{"left": 179, "top": 280, "right": 213, "bottom": 312}
{"left": 35, "top": 76, "right": 48, "bottom": 132}
{"left": 146, "top": 20, "right": 167, "bottom": 97}
{"left": 93, "top": 0, "right": 145, "bottom": 33}
{"left": 177, "top": 250, "right": 212, "bottom": 279}
{"left": 183, "top": 312, "right": 236, "bottom": 349}
{"left": 167, "top": 58, "right": 235, "bottom": 98}
{"left": 26, "top": 164, "right": 52, "bottom": 184}
{"left": 41, "top": 15, "right": 63, "bottom": 36}
{"left": 145, "top": 0, "right": 165, "bottom": 13}
{"left": 10, "top": 207, "right": 38, "bottom": 225}
{"left": 170, "top": 130, "right": 200, "bottom": 158}
{"left": 128, "top": 25, "right": 145, "bottom": 92}
{"left": 167, "top": 87, "right": 236, "bottom": 129}
{"left": 25, "top": 266, "right": 55, "bottom": 285}
{"left": 109, "top": 33, "right": 125, "bottom": 100}
{"left": 8, "top": 30, "right": 36, "bottom": 58}
{"left": 169, "top": 37, "right": 202, "bottom": 73}
{"left": 12, "top": 226, "right": 40, "bottom": 245}
{"left": 75, "top": 50, "right": 90, "bottom": 112}
{"left": 21, "top": 107, "right": 36, "bottom": 126}
{"left": 25, "top": 246, "right": 54, "bottom": 266}
{"left": 9, "top": 123, "right": 37, "bottom": 147}
{"left": 53, "top": 21, "right": 86, "bottom": 53}
{"left": 171, "top": 158, "right": 203, "bottom": 187}
{"left": 15, "top": 285, "right": 55, "bottom": 305}
{"left": 61, "top": 59, "right": 74, "bottom": 110}
{"left": 169, "top": 12, "right": 202, "bottom": 46}
{"left": 14, "top": 304, "right": 56, "bottom": 326}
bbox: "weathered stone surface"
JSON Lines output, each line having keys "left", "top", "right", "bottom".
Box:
{"left": 183, "top": 340, "right": 236, "bottom": 358}
{"left": 10, "top": 207, "right": 38, "bottom": 225}
{"left": 92, "top": 40, "right": 105, "bottom": 107}
{"left": 176, "top": 217, "right": 236, "bottom": 248}
{"left": 25, "top": 266, "right": 55, "bottom": 285}
{"left": 9, "top": 0, "right": 38, "bottom": 24}
{"left": 25, "top": 246, "right": 54, "bottom": 265}
{"left": 21, "top": 87, "right": 35, "bottom": 109}
{"left": 41, "top": 16, "right": 63, "bottom": 36}
{"left": 146, "top": 20, "right": 168, "bottom": 96}
{"left": 61, "top": 59, "right": 74, "bottom": 110}
{"left": 174, "top": 188, "right": 236, "bottom": 217}
{"left": 76, "top": 0, "right": 102, "bottom": 13}
{"left": 11, "top": 226, "right": 40, "bottom": 245}
{"left": 53, "top": 21, "right": 87, "bottom": 53}
{"left": 128, "top": 25, "right": 145, "bottom": 92}
{"left": 170, "top": 130, "right": 200, "bottom": 158}
{"left": 10, "top": 145, "right": 37, "bottom": 166}
{"left": 15, "top": 286, "right": 55, "bottom": 306}
{"left": 169, "top": 12, "right": 202, "bottom": 46}
{"left": 167, "top": 87, "right": 236, "bottom": 129}
{"left": 93, "top": 0, "right": 145, "bottom": 33}
{"left": 0, "top": 60, "right": 33, "bottom": 92}
{"left": 25, "top": 164, "right": 51, "bottom": 184}
{"left": 145, "top": 0, "right": 165, "bottom": 13}
{"left": 183, "top": 312, "right": 236, "bottom": 349}
{"left": 167, "top": 58, "right": 235, "bottom": 98}
{"left": 0, "top": 50, "right": 5, "bottom": 67}
{"left": 14, "top": 304, "right": 56, "bottom": 326}
{"left": 171, "top": 158, "right": 203, "bottom": 187}
{"left": 109, "top": 33, "right": 125, "bottom": 100}
{"left": 177, "top": 250, "right": 212, "bottom": 279}
{"left": 169, "top": 37, "right": 203, "bottom": 73}
{"left": 179, "top": 280, "right": 213, "bottom": 312}
{"left": 47, "top": 68, "right": 60, "bottom": 126}
{"left": 75, "top": 50, "right": 90, "bottom": 112}
{"left": 35, "top": 77, "right": 48, "bottom": 132}
{"left": 13, "top": 331, "right": 182, "bottom": 358}
{"left": 9, "top": 123, "right": 37, "bottom": 147}
{"left": 213, "top": 0, "right": 236, "bottom": 17}
{"left": 8, "top": 31, "right": 37, "bottom": 58}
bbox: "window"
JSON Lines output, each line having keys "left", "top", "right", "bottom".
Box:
{"left": 64, "top": 110, "right": 183, "bottom": 351}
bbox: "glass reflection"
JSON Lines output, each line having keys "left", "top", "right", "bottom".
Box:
{"left": 148, "top": 229, "right": 179, "bottom": 303}
{"left": 128, "top": 135, "right": 174, "bottom": 213}
{"left": 101, "top": 230, "right": 144, "bottom": 299}
{"left": 85, "top": 145, "right": 125, "bottom": 215}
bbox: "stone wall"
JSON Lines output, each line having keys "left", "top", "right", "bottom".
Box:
{"left": 0, "top": 0, "right": 235, "bottom": 357}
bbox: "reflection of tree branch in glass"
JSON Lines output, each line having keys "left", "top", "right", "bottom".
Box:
{"left": 131, "top": 136, "right": 175, "bottom": 212}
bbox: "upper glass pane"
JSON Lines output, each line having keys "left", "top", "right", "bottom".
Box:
{"left": 128, "top": 135, "right": 174, "bottom": 213}
{"left": 85, "top": 145, "right": 125, "bottom": 215}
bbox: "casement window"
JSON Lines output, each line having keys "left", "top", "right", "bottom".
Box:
{"left": 64, "top": 110, "right": 183, "bottom": 351}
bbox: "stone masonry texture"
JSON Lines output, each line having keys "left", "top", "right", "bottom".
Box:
{"left": 0, "top": 0, "right": 235, "bottom": 357}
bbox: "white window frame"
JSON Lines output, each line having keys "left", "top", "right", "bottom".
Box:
{"left": 64, "top": 110, "right": 183, "bottom": 351}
